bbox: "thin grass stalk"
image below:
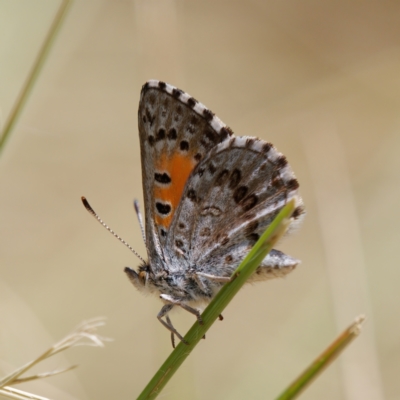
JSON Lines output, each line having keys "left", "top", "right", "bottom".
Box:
{"left": 275, "top": 315, "right": 365, "bottom": 400}
{"left": 0, "top": 349, "right": 53, "bottom": 387}
{"left": 137, "top": 199, "right": 296, "bottom": 400}
{"left": 0, "top": 0, "right": 72, "bottom": 154}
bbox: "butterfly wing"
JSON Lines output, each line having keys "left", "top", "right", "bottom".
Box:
{"left": 165, "top": 136, "right": 305, "bottom": 277}
{"left": 138, "top": 80, "right": 233, "bottom": 271}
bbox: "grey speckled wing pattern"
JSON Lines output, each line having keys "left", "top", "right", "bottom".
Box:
{"left": 167, "top": 135, "right": 304, "bottom": 277}
{"left": 125, "top": 80, "right": 305, "bottom": 346}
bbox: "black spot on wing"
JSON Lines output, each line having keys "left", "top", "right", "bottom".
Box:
{"left": 196, "top": 167, "right": 205, "bottom": 177}
{"left": 292, "top": 205, "right": 305, "bottom": 219}
{"left": 208, "top": 163, "right": 216, "bottom": 175}
{"left": 220, "top": 126, "right": 233, "bottom": 139}
{"left": 187, "top": 189, "right": 198, "bottom": 202}
{"left": 245, "top": 138, "right": 255, "bottom": 148}
{"left": 156, "top": 128, "right": 166, "bottom": 141}
{"left": 205, "top": 129, "right": 217, "bottom": 143}
{"left": 233, "top": 186, "right": 248, "bottom": 203}
{"left": 271, "top": 177, "right": 282, "bottom": 188}
{"left": 215, "top": 169, "right": 229, "bottom": 185}
{"left": 276, "top": 156, "right": 288, "bottom": 168}
{"left": 187, "top": 97, "right": 197, "bottom": 108}
{"left": 220, "top": 235, "right": 229, "bottom": 245}
{"left": 155, "top": 172, "right": 171, "bottom": 184}
{"left": 203, "top": 109, "right": 214, "bottom": 122}
{"left": 194, "top": 153, "right": 202, "bottom": 162}
{"left": 287, "top": 179, "right": 299, "bottom": 190}
{"left": 180, "top": 140, "right": 189, "bottom": 151}
{"left": 262, "top": 142, "right": 273, "bottom": 152}
{"left": 247, "top": 233, "right": 260, "bottom": 243}
{"left": 244, "top": 220, "right": 259, "bottom": 236}
{"left": 241, "top": 194, "right": 258, "bottom": 211}
{"left": 167, "top": 128, "right": 177, "bottom": 140}
{"left": 172, "top": 88, "right": 183, "bottom": 98}
{"left": 229, "top": 169, "right": 241, "bottom": 189}
{"left": 145, "top": 109, "right": 155, "bottom": 127}
{"left": 156, "top": 202, "right": 171, "bottom": 215}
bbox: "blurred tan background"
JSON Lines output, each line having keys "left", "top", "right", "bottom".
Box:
{"left": 1, "top": 0, "right": 399, "bottom": 399}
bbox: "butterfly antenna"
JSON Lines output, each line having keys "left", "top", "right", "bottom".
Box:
{"left": 133, "top": 199, "right": 146, "bottom": 244}
{"left": 81, "top": 196, "right": 146, "bottom": 264}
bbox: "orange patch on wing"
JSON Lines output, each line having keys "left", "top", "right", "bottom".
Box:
{"left": 154, "top": 152, "right": 195, "bottom": 228}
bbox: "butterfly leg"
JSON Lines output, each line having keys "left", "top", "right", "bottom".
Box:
{"left": 165, "top": 315, "right": 176, "bottom": 348}
{"left": 160, "top": 294, "right": 204, "bottom": 325}
{"left": 157, "top": 304, "right": 188, "bottom": 345}
{"left": 196, "top": 272, "right": 233, "bottom": 283}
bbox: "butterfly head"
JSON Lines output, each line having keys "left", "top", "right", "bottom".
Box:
{"left": 125, "top": 264, "right": 149, "bottom": 290}
{"left": 124, "top": 263, "right": 162, "bottom": 295}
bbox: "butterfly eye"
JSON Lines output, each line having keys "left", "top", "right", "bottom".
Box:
{"left": 138, "top": 271, "right": 147, "bottom": 284}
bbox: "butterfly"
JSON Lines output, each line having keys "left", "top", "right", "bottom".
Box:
{"left": 83, "top": 80, "right": 305, "bottom": 347}
{"left": 121, "top": 80, "right": 305, "bottom": 346}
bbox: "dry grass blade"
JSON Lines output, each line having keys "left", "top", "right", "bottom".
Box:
{"left": 11, "top": 365, "right": 78, "bottom": 384}
{"left": 0, "top": 317, "right": 109, "bottom": 390}
{"left": 0, "top": 386, "right": 50, "bottom": 400}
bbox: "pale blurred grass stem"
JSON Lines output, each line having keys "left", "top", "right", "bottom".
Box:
{"left": 302, "top": 122, "right": 384, "bottom": 399}
{"left": 0, "top": 0, "right": 72, "bottom": 154}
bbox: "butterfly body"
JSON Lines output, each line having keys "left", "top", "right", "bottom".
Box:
{"left": 125, "top": 80, "right": 305, "bottom": 344}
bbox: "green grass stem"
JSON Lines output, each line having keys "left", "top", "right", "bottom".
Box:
{"left": 275, "top": 315, "right": 365, "bottom": 400}
{"left": 137, "top": 199, "right": 296, "bottom": 400}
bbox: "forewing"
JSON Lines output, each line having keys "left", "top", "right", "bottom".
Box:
{"left": 138, "top": 80, "right": 233, "bottom": 268}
